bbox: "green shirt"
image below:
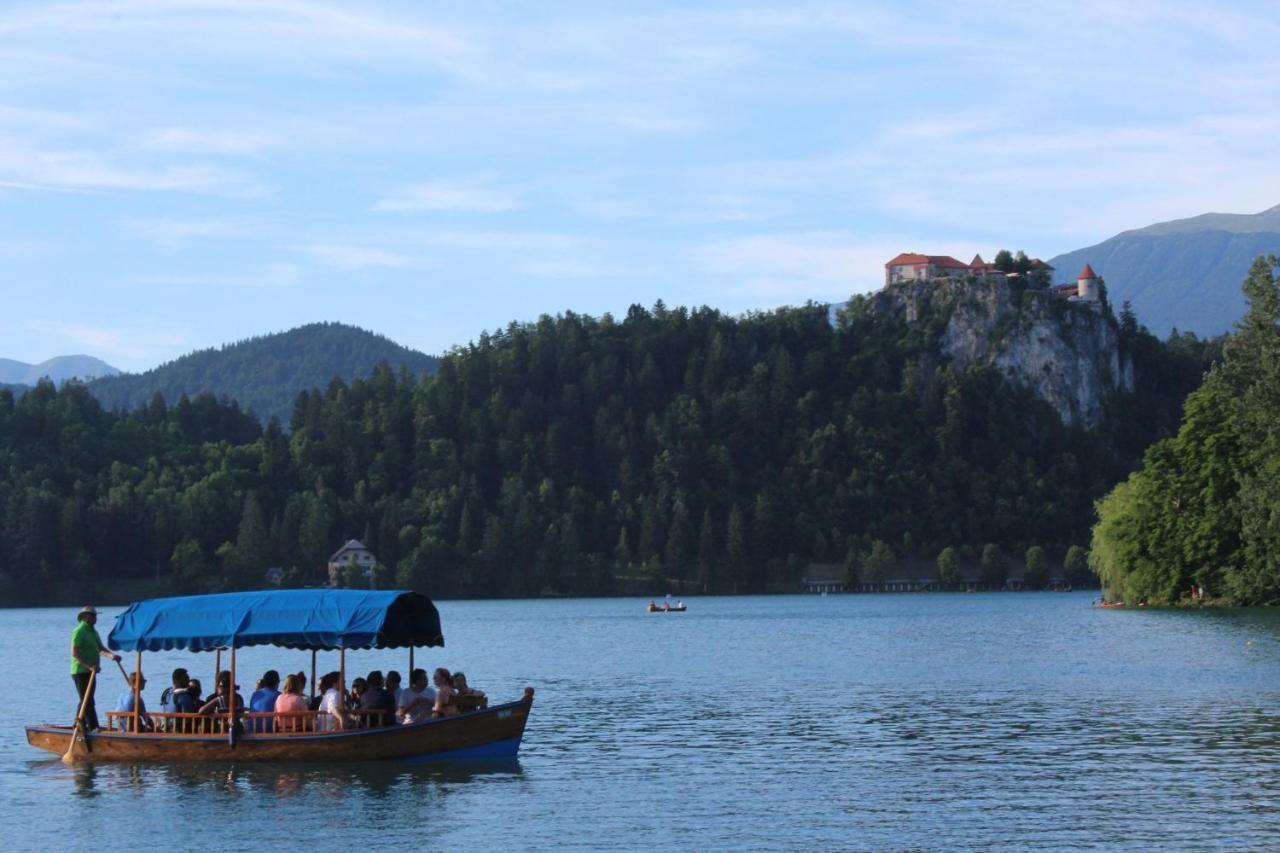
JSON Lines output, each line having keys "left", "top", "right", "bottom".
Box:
{"left": 70, "top": 621, "right": 104, "bottom": 675}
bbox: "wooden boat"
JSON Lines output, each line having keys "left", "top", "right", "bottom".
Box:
{"left": 27, "top": 589, "right": 535, "bottom": 763}
{"left": 646, "top": 603, "right": 687, "bottom": 612}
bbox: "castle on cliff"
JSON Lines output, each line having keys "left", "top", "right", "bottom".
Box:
{"left": 883, "top": 253, "right": 1102, "bottom": 304}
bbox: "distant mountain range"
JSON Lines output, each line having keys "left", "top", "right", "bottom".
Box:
{"left": 1049, "top": 204, "right": 1280, "bottom": 337}
{"left": 85, "top": 323, "right": 439, "bottom": 425}
{"left": 0, "top": 354, "right": 120, "bottom": 386}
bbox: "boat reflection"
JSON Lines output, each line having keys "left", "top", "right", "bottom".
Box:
{"left": 37, "top": 757, "right": 523, "bottom": 799}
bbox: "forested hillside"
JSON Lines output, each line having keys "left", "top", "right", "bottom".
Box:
{"left": 1091, "top": 256, "right": 1280, "bottom": 605}
{"left": 87, "top": 323, "right": 439, "bottom": 425}
{"left": 0, "top": 297, "right": 1217, "bottom": 605}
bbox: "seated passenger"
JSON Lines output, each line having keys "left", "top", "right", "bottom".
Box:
{"left": 396, "top": 668, "right": 436, "bottom": 724}
{"left": 347, "top": 677, "right": 367, "bottom": 715}
{"left": 317, "top": 672, "right": 349, "bottom": 732}
{"left": 386, "top": 670, "right": 403, "bottom": 707}
{"left": 452, "top": 672, "right": 487, "bottom": 708}
{"left": 249, "top": 670, "right": 281, "bottom": 733}
{"left": 199, "top": 671, "right": 245, "bottom": 733}
{"left": 359, "top": 670, "right": 396, "bottom": 727}
{"left": 432, "top": 667, "right": 459, "bottom": 719}
{"left": 115, "top": 671, "right": 154, "bottom": 732}
{"left": 159, "top": 668, "right": 194, "bottom": 731}
{"left": 274, "top": 674, "right": 309, "bottom": 732}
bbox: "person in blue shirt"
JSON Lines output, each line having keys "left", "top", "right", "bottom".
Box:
{"left": 116, "top": 671, "right": 154, "bottom": 732}
{"left": 249, "top": 670, "right": 281, "bottom": 733}
{"left": 158, "top": 668, "right": 199, "bottom": 731}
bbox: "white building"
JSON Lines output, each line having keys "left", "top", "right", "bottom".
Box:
{"left": 327, "top": 539, "right": 377, "bottom": 586}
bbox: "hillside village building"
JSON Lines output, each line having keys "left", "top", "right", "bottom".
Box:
{"left": 327, "top": 539, "right": 377, "bottom": 586}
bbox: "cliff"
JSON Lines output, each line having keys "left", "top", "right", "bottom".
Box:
{"left": 868, "top": 277, "right": 1133, "bottom": 429}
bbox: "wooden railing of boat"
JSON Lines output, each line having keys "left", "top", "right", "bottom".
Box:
{"left": 105, "top": 709, "right": 390, "bottom": 735}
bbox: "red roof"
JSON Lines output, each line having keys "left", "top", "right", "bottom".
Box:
{"left": 884, "top": 253, "right": 929, "bottom": 267}
{"left": 1054, "top": 283, "right": 1079, "bottom": 293}
{"left": 970, "top": 254, "right": 986, "bottom": 267}
{"left": 884, "top": 253, "right": 970, "bottom": 269}
{"left": 1078, "top": 263, "right": 1097, "bottom": 280}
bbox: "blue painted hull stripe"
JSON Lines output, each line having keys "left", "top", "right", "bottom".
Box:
{"left": 393, "top": 736, "right": 523, "bottom": 762}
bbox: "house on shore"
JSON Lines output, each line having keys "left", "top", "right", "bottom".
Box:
{"left": 327, "top": 539, "right": 377, "bottom": 586}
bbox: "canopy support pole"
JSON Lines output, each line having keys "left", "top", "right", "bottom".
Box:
{"left": 214, "top": 648, "right": 221, "bottom": 689}
{"left": 228, "top": 647, "right": 237, "bottom": 747}
{"left": 409, "top": 647, "right": 414, "bottom": 678}
{"left": 310, "top": 650, "right": 316, "bottom": 703}
{"left": 133, "top": 651, "right": 142, "bottom": 734}
{"left": 339, "top": 649, "right": 346, "bottom": 715}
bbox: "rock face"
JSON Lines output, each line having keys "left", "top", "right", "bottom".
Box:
{"left": 869, "top": 277, "right": 1133, "bottom": 429}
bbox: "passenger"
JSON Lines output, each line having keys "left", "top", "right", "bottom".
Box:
{"left": 453, "top": 666, "right": 486, "bottom": 706}
{"left": 162, "top": 668, "right": 198, "bottom": 731}
{"left": 386, "top": 670, "right": 403, "bottom": 707}
{"left": 274, "top": 674, "right": 309, "bottom": 732}
{"left": 70, "top": 604, "right": 124, "bottom": 733}
{"left": 348, "top": 677, "right": 367, "bottom": 716}
{"left": 317, "top": 672, "right": 349, "bottom": 732}
{"left": 199, "top": 671, "right": 245, "bottom": 733}
{"left": 452, "top": 671, "right": 487, "bottom": 708}
{"left": 186, "top": 678, "right": 207, "bottom": 733}
{"left": 359, "top": 671, "right": 396, "bottom": 727}
{"left": 249, "top": 670, "right": 281, "bottom": 733}
{"left": 432, "top": 668, "right": 459, "bottom": 719}
{"left": 397, "top": 668, "right": 436, "bottom": 724}
{"left": 116, "top": 671, "right": 155, "bottom": 732}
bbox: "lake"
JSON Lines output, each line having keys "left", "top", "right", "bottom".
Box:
{"left": 2, "top": 593, "right": 1279, "bottom": 850}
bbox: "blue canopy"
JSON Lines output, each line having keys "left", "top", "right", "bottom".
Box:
{"left": 107, "top": 589, "right": 444, "bottom": 652}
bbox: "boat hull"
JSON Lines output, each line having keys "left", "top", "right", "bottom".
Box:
{"left": 27, "top": 696, "right": 532, "bottom": 763}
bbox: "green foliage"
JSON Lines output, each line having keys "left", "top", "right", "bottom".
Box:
{"left": 0, "top": 294, "right": 1211, "bottom": 604}
{"left": 1091, "top": 256, "right": 1280, "bottom": 605}
{"left": 1063, "top": 545, "right": 1089, "bottom": 585}
{"left": 1024, "top": 545, "right": 1047, "bottom": 589}
{"left": 981, "top": 544, "right": 1006, "bottom": 587}
{"left": 936, "top": 546, "right": 961, "bottom": 587}
{"left": 862, "top": 540, "right": 894, "bottom": 584}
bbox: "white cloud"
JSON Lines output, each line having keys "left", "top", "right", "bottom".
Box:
{"left": 374, "top": 179, "right": 521, "bottom": 213}
{"left": 124, "top": 217, "right": 253, "bottom": 247}
{"left": 145, "top": 127, "right": 284, "bottom": 157}
{"left": 295, "top": 243, "right": 432, "bottom": 271}
{"left": 29, "top": 318, "right": 191, "bottom": 361}
{"left": 0, "top": 138, "right": 267, "bottom": 196}
{"left": 137, "top": 263, "right": 300, "bottom": 288}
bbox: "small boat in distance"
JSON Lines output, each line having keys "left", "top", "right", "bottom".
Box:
{"left": 646, "top": 600, "right": 687, "bottom": 613}
{"left": 27, "top": 589, "right": 534, "bottom": 763}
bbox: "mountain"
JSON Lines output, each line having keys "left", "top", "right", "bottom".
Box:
{"left": 0, "top": 354, "right": 120, "bottom": 385}
{"left": 1048, "top": 204, "right": 1280, "bottom": 338}
{"left": 86, "top": 322, "right": 439, "bottom": 425}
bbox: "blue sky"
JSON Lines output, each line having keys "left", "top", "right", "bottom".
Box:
{"left": 2, "top": 1, "right": 1278, "bottom": 370}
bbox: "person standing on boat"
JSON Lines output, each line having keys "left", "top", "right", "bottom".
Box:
{"left": 71, "top": 605, "right": 123, "bottom": 732}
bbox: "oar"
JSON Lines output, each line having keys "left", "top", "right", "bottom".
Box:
{"left": 62, "top": 668, "right": 96, "bottom": 763}
{"left": 114, "top": 657, "right": 129, "bottom": 682}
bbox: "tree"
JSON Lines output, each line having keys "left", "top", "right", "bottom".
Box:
{"left": 936, "top": 546, "right": 961, "bottom": 588}
{"left": 993, "top": 249, "right": 1014, "bottom": 272}
{"left": 1063, "top": 545, "right": 1089, "bottom": 586}
{"left": 981, "top": 543, "right": 1006, "bottom": 587}
{"left": 725, "top": 506, "right": 748, "bottom": 593}
{"left": 862, "top": 540, "right": 894, "bottom": 585}
{"left": 1024, "top": 545, "right": 1047, "bottom": 589}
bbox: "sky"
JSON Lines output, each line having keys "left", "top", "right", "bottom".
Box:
{"left": 2, "top": 0, "right": 1279, "bottom": 371}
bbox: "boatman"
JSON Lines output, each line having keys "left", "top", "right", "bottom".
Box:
{"left": 71, "top": 605, "right": 123, "bottom": 732}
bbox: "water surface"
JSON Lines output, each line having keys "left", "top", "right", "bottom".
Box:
{"left": 2, "top": 593, "right": 1279, "bottom": 850}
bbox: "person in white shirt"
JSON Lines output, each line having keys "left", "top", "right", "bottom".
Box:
{"left": 316, "top": 671, "right": 350, "bottom": 731}
{"left": 396, "top": 668, "right": 436, "bottom": 724}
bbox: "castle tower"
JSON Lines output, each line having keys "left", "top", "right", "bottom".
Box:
{"left": 1077, "top": 263, "right": 1100, "bottom": 302}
